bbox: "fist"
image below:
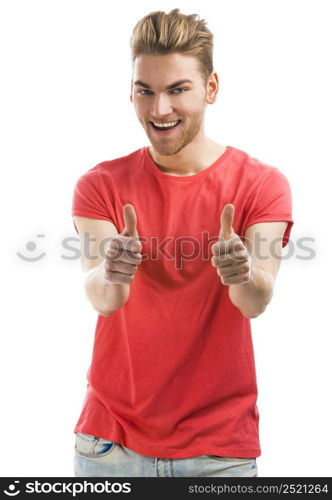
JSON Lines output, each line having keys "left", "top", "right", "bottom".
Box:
{"left": 211, "top": 204, "right": 252, "bottom": 285}
{"left": 104, "top": 204, "right": 142, "bottom": 285}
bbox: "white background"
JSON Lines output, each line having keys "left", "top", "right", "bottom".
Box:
{"left": 1, "top": 0, "right": 331, "bottom": 477}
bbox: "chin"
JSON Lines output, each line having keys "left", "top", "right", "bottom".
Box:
{"left": 151, "top": 143, "right": 185, "bottom": 156}
{"left": 147, "top": 135, "right": 191, "bottom": 157}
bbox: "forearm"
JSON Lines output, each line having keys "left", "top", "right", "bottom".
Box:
{"left": 228, "top": 259, "right": 274, "bottom": 319}
{"left": 84, "top": 259, "right": 130, "bottom": 316}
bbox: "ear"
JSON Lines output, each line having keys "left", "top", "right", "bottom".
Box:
{"left": 206, "top": 72, "right": 219, "bottom": 105}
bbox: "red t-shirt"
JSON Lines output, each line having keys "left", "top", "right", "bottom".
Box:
{"left": 71, "top": 145, "right": 294, "bottom": 459}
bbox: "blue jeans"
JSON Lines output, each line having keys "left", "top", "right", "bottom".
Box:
{"left": 73, "top": 432, "right": 258, "bottom": 477}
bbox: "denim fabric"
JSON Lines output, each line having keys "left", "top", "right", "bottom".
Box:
{"left": 73, "top": 432, "right": 258, "bottom": 477}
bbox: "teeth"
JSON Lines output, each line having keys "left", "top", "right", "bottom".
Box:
{"left": 152, "top": 120, "right": 180, "bottom": 128}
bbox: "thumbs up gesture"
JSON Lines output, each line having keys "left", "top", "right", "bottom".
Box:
{"left": 104, "top": 204, "right": 143, "bottom": 285}
{"left": 211, "top": 204, "right": 252, "bottom": 285}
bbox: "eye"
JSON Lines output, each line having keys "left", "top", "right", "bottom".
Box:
{"left": 171, "top": 88, "right": 187, "bottom": 94}
{"left": 137, "top": 88, "right": 188, "bottom": 95}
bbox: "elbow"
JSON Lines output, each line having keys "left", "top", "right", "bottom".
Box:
{"left": 98, "top": 309, "right": 114, "bottom": 318}
{"left": 91, "top": 298, "right": 127, "bottom": 317}
{"left": 90, "top": 303, "right": 115, "bottom": 317}
{"left": 242, "top": 303, "right": 268, "bottom": 319}
{"left": 243, "top": 286, "right": 274, "bottom": 319}
{"left": 243, "top": 310, "right": 262, "bottom": 319}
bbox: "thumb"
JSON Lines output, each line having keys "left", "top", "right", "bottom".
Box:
{"left": 122, "top": 204, "right": 138, "bottom": 237}
{"left": 219, "top": 203, "right": 236, "bottom": 240}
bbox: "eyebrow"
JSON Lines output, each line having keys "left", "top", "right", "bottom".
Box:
{"left": 134, "top": 79, "right": 194, "bottom": 90}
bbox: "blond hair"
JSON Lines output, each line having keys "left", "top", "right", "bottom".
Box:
{"left": 129, "top": 8, "right": 214, "bottom": 84}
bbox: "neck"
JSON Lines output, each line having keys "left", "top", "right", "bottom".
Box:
{"left": 148, "top": 134, "right": 227, "bottom": 177}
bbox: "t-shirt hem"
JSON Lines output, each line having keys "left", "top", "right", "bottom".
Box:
{"left": 244, "top": 216, "right": 294, "bottom": 247}
{"left": 72, "top": 211, "right": 115, "bottom": 223}
{"left": 73, "top": 425, "right": 260, "bottom": 459}
{"left": 245, "top": 216, "right": 293, "bottom": 227}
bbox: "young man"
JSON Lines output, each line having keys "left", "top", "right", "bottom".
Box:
{"left": 72, "top": 9, "right": 293, "bottom": 477}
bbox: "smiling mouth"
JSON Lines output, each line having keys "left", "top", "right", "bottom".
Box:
{"left": 150, "top": 120, "right": 181, "bottom": 131}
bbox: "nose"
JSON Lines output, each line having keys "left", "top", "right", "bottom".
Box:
{"left": 151, "top": 93, "right": 174, "bottom": 118}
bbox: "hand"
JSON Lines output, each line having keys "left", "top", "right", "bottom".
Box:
{"left": 211, "top": 204, "right": 252, "bottom": 285}
{"left": 104, "top": 204, "right": 142, "bottom": 285}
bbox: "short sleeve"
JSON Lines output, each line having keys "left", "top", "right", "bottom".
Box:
{"left": 244, "top": 168, "right": 294, "bottom": 247}
{"left": 71, "top": 166, "right": 116, "bottom": 234}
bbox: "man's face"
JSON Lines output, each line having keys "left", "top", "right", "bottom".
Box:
{"left": 130, "top": 53, "right": 210, "bottom": 156}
